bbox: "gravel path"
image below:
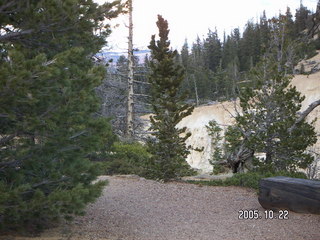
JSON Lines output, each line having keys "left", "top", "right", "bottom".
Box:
{"left": 68, "top": 176, "right": 320, "bottom": 240}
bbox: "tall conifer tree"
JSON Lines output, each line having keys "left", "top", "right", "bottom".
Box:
{"left": 147, "top": 15, "right": 194, "bottom": 181}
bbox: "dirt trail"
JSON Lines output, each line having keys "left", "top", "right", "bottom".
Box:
{"left": 5, "top": 176, "right": 319, "bottom": 240}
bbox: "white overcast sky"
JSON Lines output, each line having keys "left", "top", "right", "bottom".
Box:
{"left": 96, "top": 0, "right": 318, "bottom": 52}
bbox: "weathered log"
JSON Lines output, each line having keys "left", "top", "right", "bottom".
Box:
{"left": 258, "top": 176, "right": 320, "bottom": 214}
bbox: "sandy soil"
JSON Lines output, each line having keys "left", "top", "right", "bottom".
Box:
{"left": 4, "top": 176, "right": 319, "bottom": 240}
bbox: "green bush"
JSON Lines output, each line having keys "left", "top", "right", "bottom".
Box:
{"left": 188, "top": 171, "right": 307, "bottom": 190}
{"left": 102, "top": 142, "right": 151, "bottom": 176}
{"left": 102, "top": 141, "right": 197, "bottom": 180}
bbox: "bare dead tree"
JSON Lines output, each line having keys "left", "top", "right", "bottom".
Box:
{"left": 96, "top": 57, "right": 151, "bottom": 138}
{"left": 96, "top": 71, "right": 127, "bottom": 135}
{"left": 126, "top": 0, "right": 134, "bottom": 138}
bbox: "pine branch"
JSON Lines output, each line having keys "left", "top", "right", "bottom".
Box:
{"left": 31, "top": 176, "right": 71, "bottom": 189}
{"left": 0, "top": 29, "right": 34, "bottom": 42}
{"left": 0, "top": 0, "right": 17, "bottom": 13}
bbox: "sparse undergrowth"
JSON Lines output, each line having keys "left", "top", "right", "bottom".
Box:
{"left": 186, "top": 171, "right": 308, "bottom": 190}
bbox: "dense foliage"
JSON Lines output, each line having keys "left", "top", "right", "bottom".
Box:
{"left": 0, "top": 0, "right": 121, "bottom": 231}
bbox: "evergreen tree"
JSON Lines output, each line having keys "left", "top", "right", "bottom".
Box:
{"left": 221, "top": 29, "right": 240, "bottom": 69}
{"left": 115, "top": 55, "right": 139, "bottom": 75}
{"left": 239, "top": 21, "right": 261, "bottom": 71}
{"left": 225, "top": 58, "right": 240, "bottom": 98}
{"left": 226, "top": 63, "right": 317, "bottom": 172}
{"left": 191, "top": 36, "right": 205, "bottom": 67}
{"left": 0, "top": 0, "right": 121, "bottom": 58}
{"left": 206, "top": 120, "right": 224, "bottom": 169}
{"left": 211, "top": 64, "right": 228, "bottom": 100}
{"left": 180, "top": 39, "right": 190, "bottom": 70}
{"left": 259, "top": 10, "right": 270, "bottom": 52}
{"left": 117, "top": 55, "right": 129, "bottom": 73}
{"left": 179, "top": 39, "right": 195, "bottom": 100}
{"left": 0, "top": 0, "right": 121, "bottom": 231}
{"left": 285, "top": 7, "right": 296, "bottom": 40}
{"left": 203, "top": 29, "right": 222, "bottom": 72}
{"left": 295, "top": 2, "right": 312, "bottom": 35}
{"left": 147, "top": 15, "right": 194, "bottom": 181}
{"left": 189, "top": 37, "right": 207, "bottom": 101}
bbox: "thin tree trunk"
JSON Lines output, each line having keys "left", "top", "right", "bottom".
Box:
{"left": 265, "top": 151, "right": 272, "bottom": 164}
{"left": 192, "top": 75, "right": 199, "bottom": 106}
{"left": 278, "top": 22, "right": 285, "bottom": 72}
{"left": 232, "top": 61, "right": 238, "bottom": 96}
{"left": 126, "top": 0, "right": 134, "bottom": 137}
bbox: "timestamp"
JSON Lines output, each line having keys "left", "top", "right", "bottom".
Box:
{"left": 238, "top": 209, "right": 289, "bottom": 220}
{"left": 264, "top": 209, "right": 289, "bottom": 219}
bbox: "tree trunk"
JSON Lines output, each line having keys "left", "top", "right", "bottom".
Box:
{"left": 126, "top": 0, "right": 134, "bottom": 138}
{"left": 227, "top": 142, "right": 254, "bottom": 173}
{"left": 192, "top": 75, "right": 199, "bottom": 106}
{"left": 265, "top": 151, "right": 272, "bottom": 164}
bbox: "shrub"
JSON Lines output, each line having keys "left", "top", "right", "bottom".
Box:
{"left": 103, "top": 142, "right": 151, "bottom": 176}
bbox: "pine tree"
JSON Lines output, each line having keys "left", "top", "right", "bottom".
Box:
{"left": 285, "top": 7, "right": 296, "bottom": 40}
{"left": 259, "top": 10, "right": 270, "bottom": 52}
{"left": 221, "top": 29, "right": 239, "bottom": 69}
{"left": 179, "top": 39, "right": 192, "bottom": 98}
{"left": 0, "top": 0, "right": 121, "bottom": 231}
{"left": 239, "top": 21, "right": 261, "bottom": 71}
{"left": 203, "top": 29, "right": 222, "bottom": 72}
{"left": 206, "top": 120, "right": 224, "bottom": 174}
{"left": 295, "top": 2, "right": 311, "bottom": 35}
{"left": 226, "top": 62, "right": 317, "bottom": 172}
{"left": 180, "top": 39, "right": 190, "bottom": 70}
{"left": 147, "top": 15, "right": 194, "bottom": 181}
